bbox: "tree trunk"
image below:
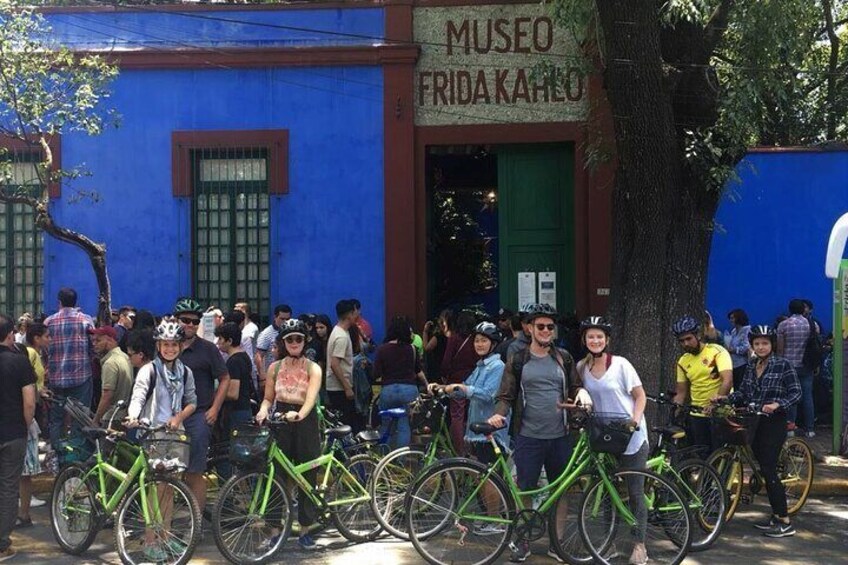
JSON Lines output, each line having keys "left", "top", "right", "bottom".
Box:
{"left": 596, "top": 0, "right": 721, "bottom": 395}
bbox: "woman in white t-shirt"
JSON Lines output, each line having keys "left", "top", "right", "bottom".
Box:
{"left": 574, "top": 316, "right": 649, "bottom": 565}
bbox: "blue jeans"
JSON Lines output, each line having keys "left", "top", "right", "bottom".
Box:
{"left": 379, "top": 383, "right": 419, "bottom": 449}
{"left": 788, "top": 366, "right": 815, "bottom": 431}
{"left": 49, "top": 379, "right": 93, "bottom": 449}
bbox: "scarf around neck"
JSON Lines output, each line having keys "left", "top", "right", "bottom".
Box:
{"left": 152, "top": 357, "right": 185, "bottom": 416}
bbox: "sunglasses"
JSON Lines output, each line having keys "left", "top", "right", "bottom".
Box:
{"left": 535, "top": 323, "right": 556, "bottom": 331}
{"left": 284, "top": 335, "right": 305, "bottom": 344}
{"left": 178, "top": 317, "right": 201, "bottom": 326}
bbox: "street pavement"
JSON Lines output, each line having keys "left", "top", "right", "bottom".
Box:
{"left": 10, "top": 495, "right": 848, "bottom": 564}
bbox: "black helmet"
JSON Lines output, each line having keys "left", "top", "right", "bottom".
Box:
{"left": 279, "top": 319, "right": 307, "bottom": 339}
{"left": 524, "top": 303, "right": 557, "bottom": 323}
{"left": 748, "top": 324, "right": 776, "bottom": 345}
{"left": 472, "top": 321, "right": 501, "bottom": 344}
{"left": 580, "top": 316, "right": 611, "bottom": 336}
{"left": 671, "top": 316, "right": 699, "bottom": 337}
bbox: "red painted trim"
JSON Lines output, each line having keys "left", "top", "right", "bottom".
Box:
{"left": 37, "top": 1, "right": 387, "bottom": 14}
{"left": 171, "top": 130, "right": 289, "bottom": 196}
{"left": 1, "top": 135, "right": 62, "bottom": 198}
{"left": 81, "top": 44, "right": 419, "bottom": 70}
{"left": 747, "top": 145, "right": 846, "bottom": 153}
{"left": 383, "top": 2, "right": 418, "bottom": 323}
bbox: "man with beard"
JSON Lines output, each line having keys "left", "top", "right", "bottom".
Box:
{"left": 672, "top": 315, "right": 733, "bottom": 454}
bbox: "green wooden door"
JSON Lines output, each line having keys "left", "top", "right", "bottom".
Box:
{"left": 498, "top": 143, "right": 575, "bottom": 312}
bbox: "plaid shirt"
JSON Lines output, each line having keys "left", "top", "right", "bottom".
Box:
{"left": 776, "top": 314, "right": 809, "bottom": 368}
{"left": 729, "top": 355, "right": 801, "bottom": 410}
{"left": 45, "top": 307, "right": 94, "bottom": 388}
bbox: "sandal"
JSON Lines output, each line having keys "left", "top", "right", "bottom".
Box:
{"left": 14, "top": 517, "right": 33, "bottom": 529}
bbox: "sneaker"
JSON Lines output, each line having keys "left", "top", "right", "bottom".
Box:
{"left": 763, "top": 522, "right": 796, "bottom": 538}
{"left": 546, "top": 547, "right": 564, "bottom": 562}
{"left": 509, "top": 541, "right": 531, "bottom": 563}
{"left": 264, "top": 534, "right": 281, "bottom": 551}
{"left": 13, "top": 517, "right": 32, "bottom": 529}
{"left": 754, "top": 516, "right": 778, "bottom": 531}
{"left": 0, "top": 547, "right": 15, "bottom": 562}
{"left": 629, "top": 544, "right": 648, "bottom": 565}
{"left": 474, "top": 523, "right": 507, "bottom": 536}
{"left": 30, "top": 497, "right": 46, "bottom": 508}
{"left": 805, "top": 431, "right": 816, "bottom": 438}
{"left": 297, "top": 534, "right": 318, "bottom": 550}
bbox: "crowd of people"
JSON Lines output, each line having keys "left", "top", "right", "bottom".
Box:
{"left": 0, "top": 289, "right": 824, "bottom": 562}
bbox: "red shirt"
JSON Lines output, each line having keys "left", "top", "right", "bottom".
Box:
{"left": 440, "top": 334, "right": 479, "bottom": 385}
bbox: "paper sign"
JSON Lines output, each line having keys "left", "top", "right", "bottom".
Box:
{"left": 538, "top": 272, "right": 556, "bottom": 309}
{"left": 518, "top": 272, "right": 536, "bottom": 307}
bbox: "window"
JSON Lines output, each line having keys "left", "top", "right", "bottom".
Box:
{"left": 172, "top": 130, "right": 288, "bottom": 318}
{"left": 0, "top": 150, "right": 44, "bottom": 316}
{"left": 192, "top": 148, "right": 271, "bottom": 317}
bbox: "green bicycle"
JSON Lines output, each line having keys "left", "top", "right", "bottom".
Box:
{"left": 646, "top": 392, "right": 727, "bottom": 551}
{"left": 211, "top": 415, "right": 379, "bottom": 565}
{"left": 369, "top": 392, "right": 455, "bottom": 540}
{"left": 406, "top": 413, "right": 693, "bottom": 565}
{"left": 50, "top": 419, "right": 201, "bottom": 565}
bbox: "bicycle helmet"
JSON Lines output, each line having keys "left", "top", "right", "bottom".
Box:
{"left": 472, "top": 321, "right": 501, "bottom": 344}
{"left": 173, "top": 297, "right": 203, "bottom": 316}
{"left": 524, "top": 303, "right": 557, "bottom": 323}
{"left": 153, "top": 320, "right": 185, "bottom": 342}
{"left": 671, "top": 316, "right": 700, "bottom": 337}
{"left": 278, "top": 318, "right": 307, "bottom": 339}
{"left": 748, "top": 324, "right": 776, "bottom": 345}
{"left": 580, "top": 316, "right": 612, "bottom": 336}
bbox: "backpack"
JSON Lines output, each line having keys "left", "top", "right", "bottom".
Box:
{"left": 801, "top": 317, "right": 823, "bottom": 372}
{"left": 352, "top": 352, "right": 373, "bottom": 417}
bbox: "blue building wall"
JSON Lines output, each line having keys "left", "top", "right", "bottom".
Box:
{"left": 707, "top": 150, "right": 848, "bottom": 334}
{"left": 41, "top": 9, "right": 386, "bottom": 338}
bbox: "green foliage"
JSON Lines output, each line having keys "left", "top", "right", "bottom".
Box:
{"left": 0, "top": 0, "right": 117, "bottom": 194}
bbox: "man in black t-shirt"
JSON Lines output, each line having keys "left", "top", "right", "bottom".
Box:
{"left": 214, "top": 322, "right": 256, "bottom": 477}
{"left": 0, "top": 313, "right": 36, "bottom": 560}
{"left": 174, "top": 298, "right": 230, "bottom": 514}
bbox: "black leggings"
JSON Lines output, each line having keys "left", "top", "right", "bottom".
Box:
{"left": 751, "top": 411, "right": 788, "bottom": 518}
{"left": 273, "top": 403, "right": 321, "bottom": 528}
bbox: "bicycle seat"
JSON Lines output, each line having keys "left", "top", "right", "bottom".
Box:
{"left": 379, "top": 407, "right": 407, "bottom": 418}
{"left": 357, "top": 429, "right": 381, "bottom": 443}
{"left": 81, "top": 426, "right": 108, "bottom": 439}
{"left": 326, "top": 425, "right": 352, "bottom": 440}
{"left": 470, "top": 422, "right": 498, "bottom": 436}
{"left": 652, "top": 425, "right": 686, "bottom": 440}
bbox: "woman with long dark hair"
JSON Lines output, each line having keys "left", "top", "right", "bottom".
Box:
{"left": 440, "top": 310, "right": 478, "bottom": 455}
{"left": 374, "top": 316, "right": 428, "bottom": 448}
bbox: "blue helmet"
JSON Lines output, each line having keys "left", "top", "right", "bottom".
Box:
{"left": 671, "top": 316, "right": 699, "bottom": 337}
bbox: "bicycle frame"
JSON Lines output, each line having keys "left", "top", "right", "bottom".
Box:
{"left": 646, "top": 453, "right": 706, "bottom": 512}
{"left": 450, "top": 431, "right": 637, "bottom": 527}
{"left": 247, "top": 441, "right": 370, "bottom": 517}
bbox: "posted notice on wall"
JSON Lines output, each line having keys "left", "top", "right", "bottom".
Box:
{"left": 518, "top": 272, "right": 536, "bottom": 307}
{"left": 538, "top": 271, "right": 556, "bottom": 309}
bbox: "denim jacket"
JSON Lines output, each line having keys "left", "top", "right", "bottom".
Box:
{"left": 452, "top": 353, "right": 509, "bottom": 446}
{"left": 723, "top": 325, "right": 751, "bottom": 369}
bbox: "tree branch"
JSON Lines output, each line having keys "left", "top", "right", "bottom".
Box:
{"left": 700, "top": 0, "right": 736, "bottom": 63}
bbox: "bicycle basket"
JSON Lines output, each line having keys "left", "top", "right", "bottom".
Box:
{"left": 229, "top": 424, "right": 272, "bottom": 465}
{"left": 711, "top": 413, "right": 759, "bottom": 446}
{"left": 142, "top": 430, "right": 190, "bottom": 472}
{"left": 587, "top": 412, "right": 634, "bottom": 455}
{"left": 409, "top": 396, "right": 446, "bottom": 435}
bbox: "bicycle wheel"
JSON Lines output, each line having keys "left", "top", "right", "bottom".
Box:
{"left": 706, "top": 447, "right": 743, "bottom": 521}
{"left": 370, "top": 447, "right": 427, "bottom": 540}
{"left": 407, "top": 461, "right": 513, "bottom": 565}
{"left": 673, "top": 459, "right": 726, "bottom": 551}
{"left": 548, "top": 473, "right": 596, "bottom": 565}
{"left": 579, "top": 470, "right": 692, "bottom": 565}
{"left": 114, "top": 475, "right": 201, "bottom": 565}
{"left": 779, "top": 437, "right": 814, "bottom": 516}
{"left": 50, "top": 463, "right": 100, "bottom": 555}
{"left": 330, "top": 453, "right": 382, "bottom": 542}
{"left": 212, "top": 471, "right": 291, "bottom": 565}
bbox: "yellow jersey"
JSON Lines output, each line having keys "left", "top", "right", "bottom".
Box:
{"left": 676, "top": 343, "right": 732, "bottom": 413}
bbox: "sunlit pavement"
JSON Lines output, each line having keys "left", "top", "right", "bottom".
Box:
{"left": 12, "top": 496, "right": 848, "bottom": 564}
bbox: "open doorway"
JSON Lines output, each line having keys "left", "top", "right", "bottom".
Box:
{"left": 426, "top": 145, "right": 499, "bottom": 316}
